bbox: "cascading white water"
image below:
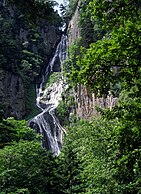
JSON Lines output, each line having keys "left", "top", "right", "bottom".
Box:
{"left": 30, "top": 35, "right": 68, "bottom": 155}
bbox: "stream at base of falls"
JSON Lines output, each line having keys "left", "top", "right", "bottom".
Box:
{"left": 29, "top": 34, "right": 68, "bottom": 155}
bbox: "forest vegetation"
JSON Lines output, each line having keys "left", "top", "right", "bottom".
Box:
{"left": 0, "top": 0, "right": 141, "bottom": 193}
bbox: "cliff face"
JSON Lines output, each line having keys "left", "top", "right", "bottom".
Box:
{"left": 0, "top": 69, "right": 25, "bottom": 119}
{"left": 74, "top": 85, "right": 118, "bottom": 120}
{"left": 67, "top": 0, "right": 81, "bottom": 45}
{"left": 0, "top": 1, "right": 62, "bottom": 119}
{"left": 67, "top": 1, "right": 118, "bottom": 120}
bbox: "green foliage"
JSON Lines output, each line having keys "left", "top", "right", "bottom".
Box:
{"left": 8, "top": 188, "right": 30, "bottom": 194}
{"left": 89, "top": 0, "right": 141, "bottom": 31}
{"left": 56, "top": 100, "right": 69, "bottom": 125}
{"left": 61, "top": 0, "right": 141, "bottom": 192}
{"left": 105, "top": 86, "right": 141, "bottom": 193}
{"left": 69, "top": 20, "right": 141, "bottom": 95}
{"left": 1, "top": 89, "right": 140, "bottom": 193}
{"left": 0, "top": 117, "right": 63, "bottom": 194}
{"left": 0, "top": 1, "right": 141, "bottom": 194}
{"left": 45, "top": 72, "right": 62, "bottom": 88}
{"left": 79, "top": 0, "right": 105, "bottom": 47}
{"left": 58, "top": 143, "right": 83, "bottom": 193}
{"left": 65, "top": 0, "right": 141, "bottom": 96}
{"left": 0, "top": 2, "right": 40, "bottom": 80}
{"left": 58, "top": 87, "right": 141, "bottom": 193}
{"left": 63, "top": 38, "right": 83, "bottom": 82}
{"left": 19, "top": 50, "right": 43, "bottom": 83}
{"left": 0, "top": 13, "right": 21, "bottom": 73}
{"left": 24, "top": 83, "right": 41, "bottom": 120}
{"left": 0, "top": 118, "right": 37, "bottom": 148}
{"left": 7, "top": 0, "right": 60, "bottom": 24}
{"left": 59, "top": 118, "right": 118, "bottom": 193}
{"left": 56, "top": 87, "right": 76, "bottom": 126}
{"left": 0, "top": 141, "right": 60, "bottom": 194}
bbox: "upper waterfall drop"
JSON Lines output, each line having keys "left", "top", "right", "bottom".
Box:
{"left": 30, "top": 34, "right": 68, "bottom": 155}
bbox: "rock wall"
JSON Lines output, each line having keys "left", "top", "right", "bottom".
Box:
{"left": 67, "top": 1, "right": 118, "bottom": 120}
{"left": 67, "top": 0, "right": 81, "bottom": 45}
{"left": 0, "top": 1, "right": 62, "bottom": 119}
{"left": 0, "top": 69, "right": 25, "bottom": 119}
{"left": 74, "top": 84, "right": 118, "bottom": 120}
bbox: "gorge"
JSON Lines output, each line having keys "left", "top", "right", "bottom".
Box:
{"left": 0, "top": 0, "right": 141, "bottom": 194}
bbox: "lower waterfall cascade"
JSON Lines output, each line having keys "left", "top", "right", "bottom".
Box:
{"left": 30, "top": 34, "right": 68, "bottom": 155}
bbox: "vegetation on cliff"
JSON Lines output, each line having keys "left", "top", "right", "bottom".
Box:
{"left": 0, "top": 0, "right": 141, "bottom": 194}
{"left": 59, "top": 0, "right": 141, "bottom": 193}
{"left": 0, "top": 0, "right": 62, "bottom": 118}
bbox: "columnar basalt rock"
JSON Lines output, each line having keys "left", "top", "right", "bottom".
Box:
{"left": 74, "top": 84, "right": 118, "bottom": 120}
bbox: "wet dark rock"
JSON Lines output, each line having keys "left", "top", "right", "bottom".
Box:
{"left": 0, "top": 69, "right": 25, "bottom": 119}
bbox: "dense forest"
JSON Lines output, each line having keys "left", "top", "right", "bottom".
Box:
{"left": 0, "top": 0, "right": 141, "bottom": 193}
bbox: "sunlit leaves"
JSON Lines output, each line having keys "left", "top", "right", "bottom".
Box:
{"left": 61, "top": 0, "right": 141, "bottom": 193}
{"left": 69, "top": 20, "right": 141, "bottom": 95}
{"left": 59, "top": 85, "right": 141, "bottom": 193}
{"left": 0, "top": 118, "right": 38, "bottom": 148}
{"left": 89, "top": 0, "right": 141, "bottom": 30}
{"left": 59, "top": 117, "right": 122, "bottom": 193}
{"left": 0, "top": 141, "right": 60, "bottom": 194}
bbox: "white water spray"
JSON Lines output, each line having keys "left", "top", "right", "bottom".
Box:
{"left": 30, "top": 35, "right": 68, "bottom": 155}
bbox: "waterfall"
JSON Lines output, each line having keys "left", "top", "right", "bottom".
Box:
{"left": 30, "top": 34, "right": 68, "bottom": 155}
